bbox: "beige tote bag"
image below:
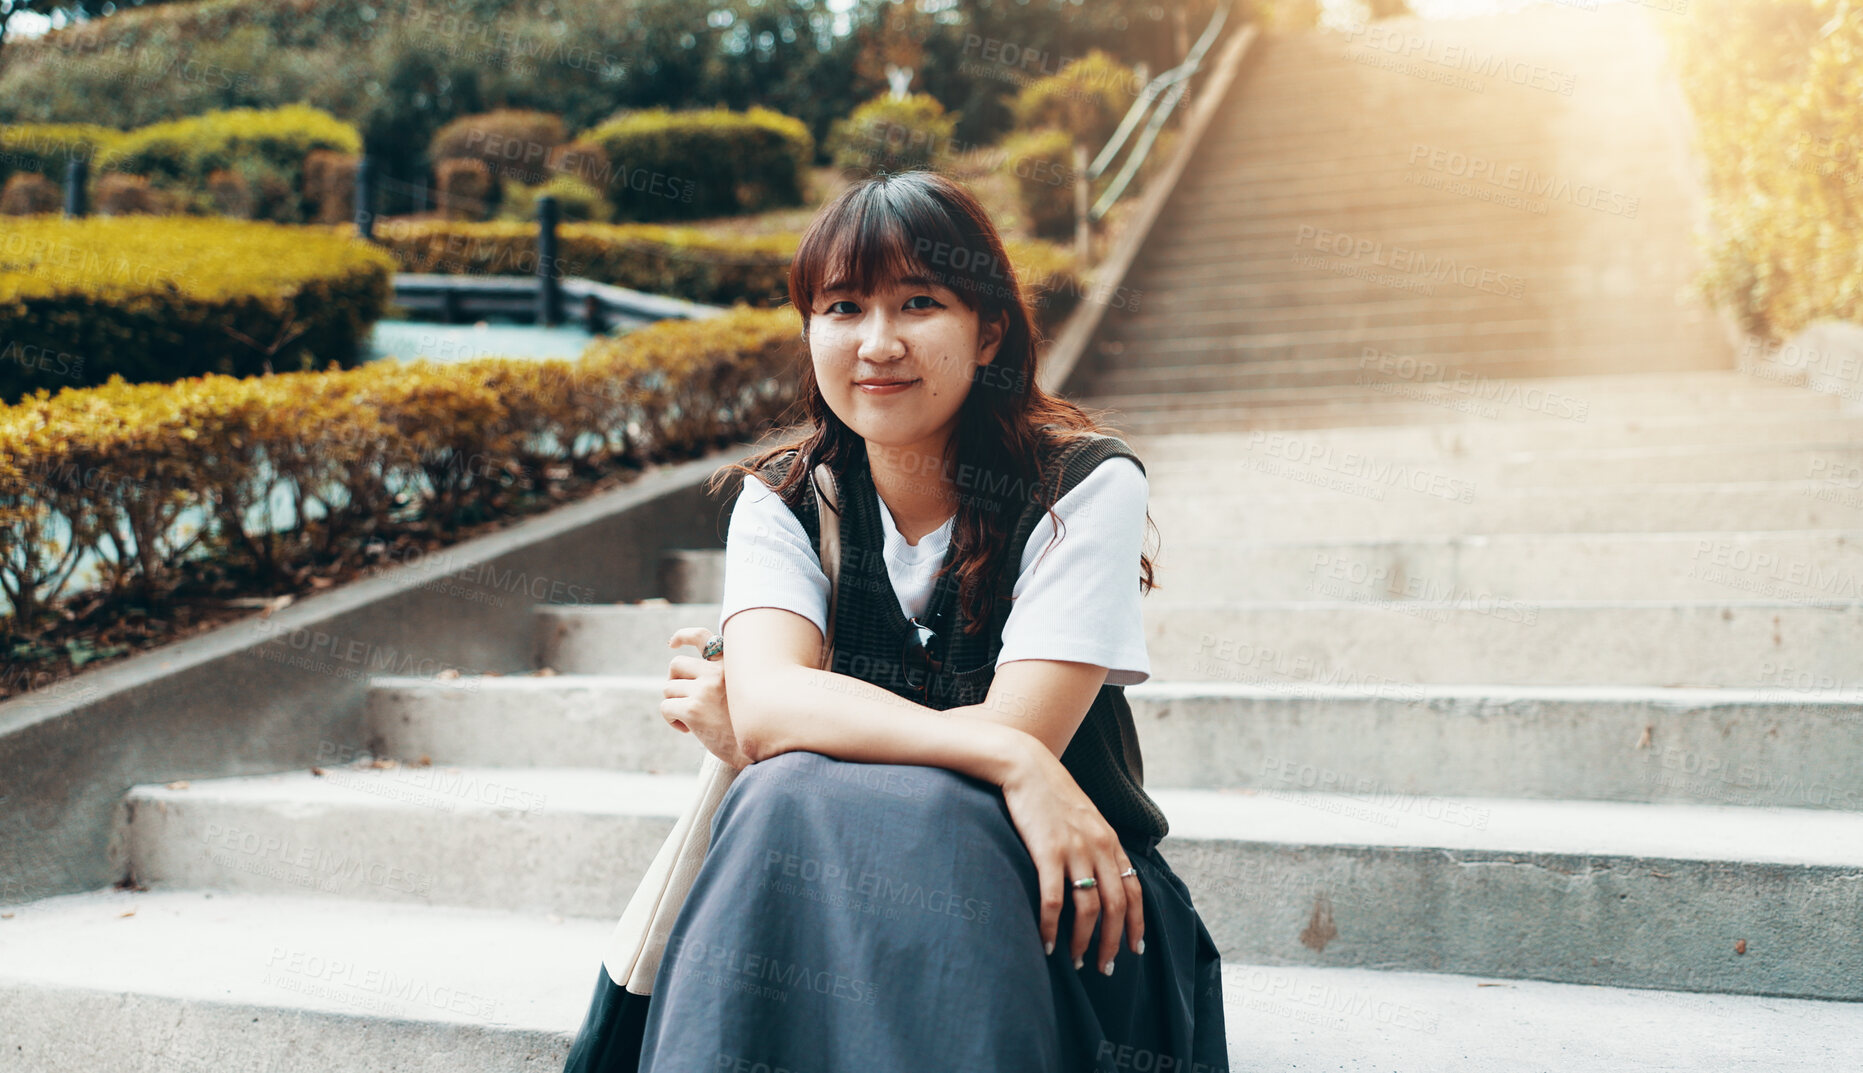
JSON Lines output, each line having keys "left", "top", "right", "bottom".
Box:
{"left": 601, "top": 461, "right": 842, "bottom": 992}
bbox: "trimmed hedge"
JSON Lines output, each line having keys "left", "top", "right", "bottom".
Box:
{"left": 0, "top": 216, "right": 396, "bottom": 404}
{"left": 575, "top": 106, "right": 813, "bottom": 221}
{"left": 356, "top": 219, "right": 799, "bottom": 307}
{"left": 1000, "top": 129, "right": 1080, "bottom": 241}
{"left": 0, "top": 305, "right": 805, "bottom": 624}
{"left": 353, "top": 219, "right": 1087, "bottom": 329}
{"left": 99, "top": 104, "right": 363, "bottom": 223}
{"left": 827, "top": 93, "right": 961, "bottom": 177}
{"left": 0, "top": 123, "right": 124, "bottom": 189}
{"left": 1011, "top": 50, "right": 1141, "bottom": 152}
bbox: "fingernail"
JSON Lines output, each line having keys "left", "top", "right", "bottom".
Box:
{"left": 1137, "top": 938, "right": 1146, "bottom": 955}
{"left": 1072, "top": 956, "right": 1083, "bottom": 970}
{"left": 1102, "top": 959, "right": 1116, "bottom": 976}
{"left": 1044, "top": 941, "right": 1054, "bottom": 956}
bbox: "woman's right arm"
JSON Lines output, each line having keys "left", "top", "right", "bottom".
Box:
{"left": 724, "top": 606, "right": 1141, "bottom": 973}
{"left": 722, "top": 604, "right": 1042, "bottom": 787}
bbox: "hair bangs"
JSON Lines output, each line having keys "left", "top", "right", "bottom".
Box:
{"left": 789, "top": 175, "right": 990, "bottom": 321}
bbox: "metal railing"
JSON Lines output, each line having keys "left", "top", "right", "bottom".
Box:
{"left": 1079, "top": 0, "right": 1234, "bottom": 226}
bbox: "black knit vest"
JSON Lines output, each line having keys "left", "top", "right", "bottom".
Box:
{"left": 752, "top": 431, "right": 1169, "bottom": 846}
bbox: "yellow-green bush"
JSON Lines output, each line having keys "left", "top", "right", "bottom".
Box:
{"left": 99, "top": 104, "right": 363, "bottom": 224}
{"left": 355, "top": 219, "right": 799, "bottom": 307}
{"left": 1667, "top": 0, "right": 1863, "bottom": 339}
{"left": 0, "top": 123, "right": 123, "bottom": 189}
{"left": 827, "top": 93, "right": 961, "bottom": 177}
{"left": 353, "top": 219, "right": 1085, "bottom": 331}
{"left": 1, "top": 173, "right": 61, "bottom": 215}
{"left": 0, "top": 305, "right": 805, "bottom": 625}
{"left": 1011, "top": 51, "right": 1141, "bottom": 152}
{"left": 1000, "top": 128, "right": 1080, "bottom": 242}
{"left": 497, "top": 173, "right": 614, "bottom": 224}
{"left": 435, "top": 157, "right": 494, "bottom": 222}
{"left": 577, "top": 106, "right": 812, "bottom": 221}
{"left": 431, "top": 109, "right": 569, "bottom": 188}
{"left": 0, "top": 216, "right": 395, "bottom": 404}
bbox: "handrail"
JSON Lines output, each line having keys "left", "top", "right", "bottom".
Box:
{"left": 1085, "top": 0, "right": 1233, "bottom": 221}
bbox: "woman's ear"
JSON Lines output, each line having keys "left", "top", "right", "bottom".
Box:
{"left": 977, "top": 309, "right": 1008, "bottom": 366}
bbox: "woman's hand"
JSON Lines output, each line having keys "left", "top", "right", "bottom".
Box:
{"left": 998, "top": 738, "right": 1145, "bottom": 976}
{"left": 662, "top": 626, "right": 754, "bottom": 772}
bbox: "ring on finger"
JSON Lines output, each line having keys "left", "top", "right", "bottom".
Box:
{"left": 1070, "top": 876, "right": 1097, "bottom": 890}
{"left": 1118, "top": 866, "right": 1138, "bottom": 878}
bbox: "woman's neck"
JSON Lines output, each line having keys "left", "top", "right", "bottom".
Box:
{"left": 866, "top": 436, "right": 960, "bottom": 547}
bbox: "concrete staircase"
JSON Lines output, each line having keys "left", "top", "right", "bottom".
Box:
{"left": 5, "top": 5, "right": 1863, "bottom": 1072}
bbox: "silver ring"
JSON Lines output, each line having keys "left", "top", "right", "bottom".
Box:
{"left": 1070, "top": 876, "right": 1097, "bottom": 891}
{"left": 702, "top": 636, "right": 724, "bottom": 661}
{"left": 1118, "top": 867, "right": 1138, "bottom": 878}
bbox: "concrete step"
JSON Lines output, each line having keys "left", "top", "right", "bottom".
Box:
{"left": 1073, "top": 387, "right": 1834, "bottom": 434}
{"left": 1141, "top": 443, "right": 1863, "bottom": 491}
{"left": 1156, "top": 531, "right": 1863, "bottom": 602}
{"left": 658, "top": 529, "right": 1863, "bottom": 603}
{"left": 1122, "top": 409, "right": 1863, "bottom": 457}
{"left": 1073, "top": 369, "right": 1810, "bottom": 415}
{"left": 365, "top": 674, "right": 708, "bottom": 774}
{"left": 96, "top": 774, "right": 1863, "bottom": 999}
{"left": 1148, "top": 481, "right": 1863, "bottom": 537}
{"left": 360, "top": 674, "right": 1863, "bottom": 810}
{"left": 7, "top": 888, "right": 1857, "bottom": 1072}
{"left": 1163, "top": 790, "right": 1863, "bottom": 999}
{"left": 538, "top": 600, "right": 1863, "bottom": 687}
{"left": 116, "top": 766, "right": 683, "bottom": 918}
{"left": 1079, "top": 348, "right": 1747, "bottom": 395}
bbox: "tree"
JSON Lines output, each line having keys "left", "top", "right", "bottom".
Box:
{"left": 0, "top": 1, "right": 187, "bottom": 60}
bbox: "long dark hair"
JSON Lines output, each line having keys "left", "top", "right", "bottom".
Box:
{"left": 707, "top": 169, "right": 1159, "bottom": 635}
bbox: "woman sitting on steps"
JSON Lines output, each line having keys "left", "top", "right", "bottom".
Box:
{"left": 562, "top": 168, "right": 1229, "bottom": 1073}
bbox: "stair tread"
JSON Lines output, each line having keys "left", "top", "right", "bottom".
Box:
{"left": 5, "top": 887, "right": 1859, "bottom": 1071}
{"left": 129, "top": 764, "right": 1863, "bottom": 867}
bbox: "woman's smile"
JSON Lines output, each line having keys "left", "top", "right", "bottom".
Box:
{"left": 855, "top": 377, "right": 919, "bottom": 395}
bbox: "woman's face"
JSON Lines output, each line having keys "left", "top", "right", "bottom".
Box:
{"left": 809, "top": 269, "right": 1006, "bottom": 459}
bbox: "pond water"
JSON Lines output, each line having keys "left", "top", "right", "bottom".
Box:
{"left": 365, "top": 318, "right": 604, "bottom": 364}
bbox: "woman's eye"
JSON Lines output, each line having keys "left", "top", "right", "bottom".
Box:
{"left": 825, "top": 300, "right": 859, "bottom": 314}
{"left": 905, "top": 294, "right": 942, "bottom": 310}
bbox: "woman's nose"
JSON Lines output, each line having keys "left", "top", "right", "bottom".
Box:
{"left": 858, "top": 311, "right": 906, "bottom": 361}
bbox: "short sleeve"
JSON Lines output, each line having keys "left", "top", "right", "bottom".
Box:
{"left": 717, "top": 472, "right": 831, "bottom": 640}
{"left": 996, "top": 456, "right": 1151, "bottom": 686}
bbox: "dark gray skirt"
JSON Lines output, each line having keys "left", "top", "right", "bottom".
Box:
{"left": 615, "top": 749, "right": 1229, "bottom": 1073}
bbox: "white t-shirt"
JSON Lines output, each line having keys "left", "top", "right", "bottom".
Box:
{"left": 717, "top": 456, "right": 1152, "bottom": 686}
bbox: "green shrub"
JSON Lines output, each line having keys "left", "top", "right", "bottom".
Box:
{"left": 0, "top": 216, "right": 395, "bottom": 404}
{"left": 435, "top": 157, "right": 494, "bottom": 222}
{"left": 358, "top": 219, "right": 797, "bottom": 307}
{"left": 1, "top": 173, "right": 61, "bottom": 215}
{"left": 93, "top": 173, "right": 177, "bottom": 216}
{"left": 577, "top": 106, "right": 812, "bottom": 221}
{"left": 826, "top": 93, "right": 961, "bottom": 176}
{"left": 497, "top": 174, "right": 614, "bottom": 224}
{"left": 302, "top": 149, "right": 358, "bottom": 225}
{"left": 99, "top": 104, "right": 362, "bottom": 223}
{"left": 1011, "top": 50, "right": 1140, "bottom": 152}
{"left": 1000, "top": 128, "right": 1080, "bottom": 241}
{"left": 1666, "top": 0, "right": 1863, "bottom": 339}
{"left": 353, "top": 218, "right": 1086, "bottom": 333}
{"left": 0, "top": 304, "right": 805, "bottom": 622}
{"left": 0, "top": 123, "right": 123, "bottom": 189}
{"left": 430, "top": 109, "right": 569, "bottom": 189}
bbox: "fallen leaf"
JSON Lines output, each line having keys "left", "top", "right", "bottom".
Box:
{"left": 165, "top": 780, "right": 190, "bottom": 791}
{"left": 310, "top": 767, "right": 326, "bottom": 777}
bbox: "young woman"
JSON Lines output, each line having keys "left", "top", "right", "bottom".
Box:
{"left": 563, "top": 170, "right": 1228, "bottom": 1073}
